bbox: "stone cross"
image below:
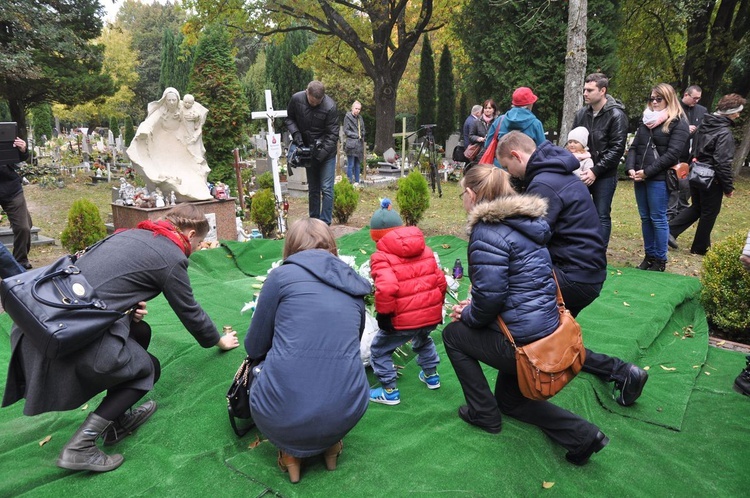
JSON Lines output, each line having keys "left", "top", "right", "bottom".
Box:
{"left": 251, "top": 90, "right": 288, "bottom": 233}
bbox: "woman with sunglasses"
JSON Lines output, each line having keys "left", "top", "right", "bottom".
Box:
{"left": 625, "top": 84, "right": 689, "bottom": 271}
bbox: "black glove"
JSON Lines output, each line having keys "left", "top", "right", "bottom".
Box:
{"left": 313, "top": 145, "right": 329, "bottom": 163}
{"left": 292, "top": 132, "right": 303, "bottom": 147}
{"left": 376, "top": 313, "right": 394, "bottom": 333}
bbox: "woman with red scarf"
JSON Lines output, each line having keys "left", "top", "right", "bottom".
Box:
{"left": 2, "top": 203, "right": 239, "bottom": 472}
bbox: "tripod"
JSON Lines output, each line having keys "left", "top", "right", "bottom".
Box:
{"left": 412, "top": 124, "right": 442, "bottom": 197}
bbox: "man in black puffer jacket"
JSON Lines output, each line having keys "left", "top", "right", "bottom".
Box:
{"left": 285, "top": 81, "right": 339, "bottom": 225}
{"left": 572, "top": 73, "right": 628, "bottom": 250}
{"left": 497, "top": 131, "right": 649, "bottom": 407}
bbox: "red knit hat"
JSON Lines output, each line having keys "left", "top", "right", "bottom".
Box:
{"left": 512, "top": 87, "right": 538, "bottom": 106}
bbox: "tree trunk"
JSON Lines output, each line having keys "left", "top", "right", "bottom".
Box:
{"left": 559, "top": 0, "right": 587, "bottom": 146}
{"left": 373, "top": 75, "right": 397, "bottom": 155}
{"left": 8, "top": 99, "right": 28, "bottom": 141}
{"left": 733, "top": 118, "right": 750, "bottom": 176}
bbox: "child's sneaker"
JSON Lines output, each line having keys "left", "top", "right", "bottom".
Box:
{"left": 370, "top": 387, "right": 400, "bottom": 405}
{"left": 419, "top": 371, "right": 441, "bottom": 390}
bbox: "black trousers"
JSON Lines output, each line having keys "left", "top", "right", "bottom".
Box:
{"left": 94, "top": 321, "right": 160, "bottom": 421}
{"left": 0, "top": 191, "right": 32, "bottom": 265}
{"left": 554, "top": 267, "right": 628, "bottom": 383}
{"left": 442, "top": 321, "right": 599, "bottom": 453}
{"left": 669, "top": 181, "right": 724, "bottom": 255}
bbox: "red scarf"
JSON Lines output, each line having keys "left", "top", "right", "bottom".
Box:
{"left": 136, "top": 220, "right": 192, "bottom": 256}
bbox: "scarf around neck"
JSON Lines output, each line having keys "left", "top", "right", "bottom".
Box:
{"left": 137, "top": 219, "right": 192, "bottom": 256}
{"left": 642, "top": 108, "right": 668, "bottom": 129}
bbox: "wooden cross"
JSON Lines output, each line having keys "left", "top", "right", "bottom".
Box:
{"left": 251, "top": 90, "right": 288, "bottom": 233}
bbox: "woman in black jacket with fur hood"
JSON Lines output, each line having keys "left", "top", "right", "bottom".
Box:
{"left": 626, "top": 83, "right": 689, "bottom": 272}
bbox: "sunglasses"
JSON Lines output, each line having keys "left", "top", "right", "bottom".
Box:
{"left": 648, "top": 96, "right": 664, "bottom": 103}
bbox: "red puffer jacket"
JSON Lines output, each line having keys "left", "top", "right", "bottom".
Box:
{"left": 370, "top": 226, "right": 447, "bottom": 331}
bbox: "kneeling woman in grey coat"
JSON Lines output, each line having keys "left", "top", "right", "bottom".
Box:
{"left": 244, "top": 218, "right": 371, "bottom": 484}
{"left": 2, "top": 203, "right": 240, "bottom": 472}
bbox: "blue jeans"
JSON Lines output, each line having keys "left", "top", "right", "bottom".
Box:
{"left": 346, "top": 155, "right": 360, "bottom": 183}
{"left": 634, "top": 179, "right": 669, "bottom": 260}
{"left": 0, "top": 243, "right": 24, "bottom": 278}
{"left": 308, "top": 155, "right": 336, "bottom": 225}
{"left": 370, "top": 326, "right": 439, "bottom": 389}
{"left": 588, "top": 175, "right": 618, "bottom": 249}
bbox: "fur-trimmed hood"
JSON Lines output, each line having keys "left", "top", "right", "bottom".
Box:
{"left": 467, "top": 194, "right": 550, "bottom": 246}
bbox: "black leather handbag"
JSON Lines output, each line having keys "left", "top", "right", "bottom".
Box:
{"left": 0, "top": 254, "right": 127, "bottom": 359}
{"left": 688, "top": 162, "right": 715, "bottom": 190}
{"left": 227, "top": 355, "right": 258, "bottom": 437}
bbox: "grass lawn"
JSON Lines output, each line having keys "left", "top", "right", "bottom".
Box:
{"left": 9, "top": 166, "right": 750, "bottom": 280}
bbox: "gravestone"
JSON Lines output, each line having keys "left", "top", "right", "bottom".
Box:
{"left": 446, "top": 133, "right": 460, "bottom": 161}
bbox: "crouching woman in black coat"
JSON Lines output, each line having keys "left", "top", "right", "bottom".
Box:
{"left": 2, "top": 203, "right": 240, "bottom": 472}
{"left": 443, "top": 165, "right": 607, "bottom": 465}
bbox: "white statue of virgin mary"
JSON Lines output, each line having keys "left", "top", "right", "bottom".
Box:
{"left": 126, "top": 87, "right": 212, "bottom": 202}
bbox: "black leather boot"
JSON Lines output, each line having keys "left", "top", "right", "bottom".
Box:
{"left": 103, "top": 400, "right": 158, "bottom": 446}
{"left": 637, "top": 256, "right": 655, "bottom": 270}
{"left": 734, "top": 355, "right": 750, "bottom": 396}
{"left": 57, "top": 413, "right": 124, "bottom": 472}
{"left": 647, "top": 259, "right": 666, "bottom": 272}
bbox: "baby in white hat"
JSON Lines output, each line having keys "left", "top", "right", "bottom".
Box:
{"left": 565, "top": 126, "right": 594, "bottom": 179}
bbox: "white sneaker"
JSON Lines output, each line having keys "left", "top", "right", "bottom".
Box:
{"left": 353, "top": 182, "right": 360, "bottom": 188}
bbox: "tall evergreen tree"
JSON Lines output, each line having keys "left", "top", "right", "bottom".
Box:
{"left": 416, "top": 35, "right": 436, "bottom": 130}
{"left": 123, "top": 116, "right": 135, "bottom": 147}
{"left": 265, "top": 31, "right": 314, "bottom": 109}
{"left": 454, "top": 0, "right": 618, "bottom": 132}
{"left": 187, "top": 24, "right": 249, "bottom": 188}
{"left": 31, "top": 104, "right": 54, "bottom": 143}
{"left": 435, "top": 45, "right": 456, "bottom": 147}
{"left": 160, "top": 29, "right": 194, "bottom": 96}
{"left": 1, "top": 0, "right": 114, "bottom": 138}
{"left": 160, "top": 29, "right": 177, "bottom": 94}
{"left": 109, "top": 116, "right": 119, "bottom": 139}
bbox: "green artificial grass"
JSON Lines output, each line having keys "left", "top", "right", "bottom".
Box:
{"left": 1, "top": 229, "right": 748, "bottom": 497}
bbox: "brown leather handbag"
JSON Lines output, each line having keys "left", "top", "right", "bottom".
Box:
{"left": 496, "top": 274, "right": 586, "bottom": 400}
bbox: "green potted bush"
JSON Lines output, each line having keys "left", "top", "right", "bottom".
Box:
{"left": 396, "top": 170, "right": 430, "bottom": 226}
{"left": 333, "top": 179, "right": 359, "bottom": 224}
{"left": 700, "top": 231, "right": 750, "bottom": 341}
{"left": 60, "top": 199, "right": 107, "bottom": 252}
{"left": 250, "top": 188, "right": 277, "bottom": 238}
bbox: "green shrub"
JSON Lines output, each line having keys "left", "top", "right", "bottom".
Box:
{"left": 333, "top": 178, "right": 359, "bottom": 224}
{"left": 700, "top": 231, "right": 750, "bottom": 338}
{"left": 396, "top": 170, "right": 430, "bottom": 226}
{"left": 256, "top": 171, "right": 274, "bottom": 190}
{"left": 250, "top": 188, "right": 277, "bottom": 238}
{"left": 60, "top": 199, "right": 107, "bottom": 252}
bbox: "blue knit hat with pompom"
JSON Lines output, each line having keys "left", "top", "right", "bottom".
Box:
{"left": 370, "top": 198, "right": 403, "bottom": 241}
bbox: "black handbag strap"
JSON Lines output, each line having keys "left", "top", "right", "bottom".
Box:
{"left": 30, "top": 263, "right": 113, "bottom": 311}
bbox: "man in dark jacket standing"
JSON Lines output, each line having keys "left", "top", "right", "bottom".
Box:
{"left": 285, "top": 81, "right": 339, "bottom": 225}
{"left": 572, "top": 73, "right": 628, "bottom": 250}
{"left": 497, "top": 131, "right": 649, "bottom": 406}
{"left": 668, "top": 86, "right": 707, "bottom": 224}
{"left": 0, "top": 136, "right": 33, "bottom": 269}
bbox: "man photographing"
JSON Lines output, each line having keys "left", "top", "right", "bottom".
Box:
{"left": 285, "top": 81, "right": 339, "bottom": 225}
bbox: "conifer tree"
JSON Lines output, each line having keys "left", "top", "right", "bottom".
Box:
{"left": 265, "top": 31, "right": 314, "bottom": 108}
{"left": 187, "top": 24, "right": 248, "bottom": 187}
{"left": 435, "top": 45, "right": 456, "bottom": 147}
{"left": 159, "top": 29, "right": 177, "bottom": 94}
{"left": 123, "top": 116, "right": 135, "bottom": 147}
{"left": 31, "top": 104, "right": 54, "bottom": 143}
{"left": 416, "top": 35, "right": 436, "bottom": 131}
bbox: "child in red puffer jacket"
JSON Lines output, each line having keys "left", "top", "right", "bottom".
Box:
{"left": 368, "top": 198, "right": 448, "bottom": 406}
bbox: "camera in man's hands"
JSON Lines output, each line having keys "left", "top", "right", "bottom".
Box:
{"left": 288, "top": 144, "right": 314, "bottom": 169}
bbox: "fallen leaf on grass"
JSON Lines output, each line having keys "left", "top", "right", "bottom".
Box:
{"left": 542, "top": 481, "right": 555, "bottom": 489}
{"left": 255, "top": 276, "right": 266, "bottom": 282}
{"left": 360, "top": 249, "right": 367, "bottom": 254}
{"left": 644, "top": 366, "right": 650, "bottom": 371}
{"left": 441, "top": 244, "right": 451, "bottom": 249}
{"left": 623, "top": 302, "right": 630, "bottom": 307}
{"left": 81, "top": 403, "right": 88, "bottom": 411}
{"left": 252, "top": 284, "right": 263, "bottom": 289}
{"left": 248, "top": 435, "right": 262, "bottom": 449}
{"left": 716, "top": 340, "right": 726, "bottom": 346}
{"left": 660, "top": 365, "right": 677, "bottom": 371}
{"left": 704, "top": 371, "right": 711, "bottom": 375}
{"left": 39, "top": 435, "right": 52, "bottom": 447}
{"left": 650, "top": 293, "right": 655, "bottom": 297}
